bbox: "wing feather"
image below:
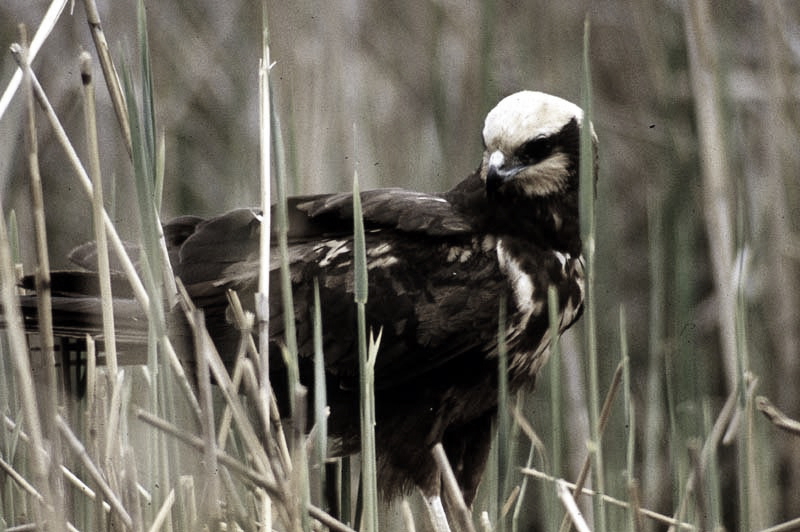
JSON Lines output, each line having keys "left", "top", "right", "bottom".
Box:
{"left": 168, "top": 189, "right": 498, "bottom": 389}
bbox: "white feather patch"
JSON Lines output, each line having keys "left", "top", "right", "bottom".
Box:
{"left": 561, "top": 255, "right": 585, "bottom": 328}
{"left": 316, "top": 239, "right": 350, "bottom": 267}
{"left": 367, "top": 242, "right": 398, "bottom": 269}
{"left": 496, "top": 239, "right": 537, "bottom": 331}
{"left": 482, "top": 91, "right": 584, "bottom": 155}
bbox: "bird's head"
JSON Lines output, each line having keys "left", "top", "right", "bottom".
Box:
{"left": 480, "top": 91, "right": 596, "bottom": 199}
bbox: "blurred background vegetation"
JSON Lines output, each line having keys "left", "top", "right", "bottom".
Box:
{"left": 1, "top": 1, "right": 799, "bottom": 530}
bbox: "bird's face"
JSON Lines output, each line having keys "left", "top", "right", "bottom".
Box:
{"left": 480, "top": 91, "right": 591, "bottom": 199}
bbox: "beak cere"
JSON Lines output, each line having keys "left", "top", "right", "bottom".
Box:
{"left": 485, "top": 150, "right": 523, "bottom": 197}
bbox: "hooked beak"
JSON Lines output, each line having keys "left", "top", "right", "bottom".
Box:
{"left": 485, "top": 150, "right": 524, "bottom": 196}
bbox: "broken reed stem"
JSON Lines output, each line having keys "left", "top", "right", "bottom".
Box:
{"left": 223, "top": 291, "right": 292, "bottom": 475}
{"left": 175, "top": 279, "right": 271, "bottom": 472}
{"left": 136, "top": 405, "right": 357, "bottom": 532}
{"left": 432, "top": 443, "right": 477, "bottom": 532}
{"left": 2, "top": 413, "right": 145, "bottom": 519}
{"left": 194, "top": 310, "right": 222, "bottom": 522}
{"left": 230, "top": 341, "right": 296, "bottom": 482}
{"left": 81, "top": 0, "right": 133, "bottom": 158}
{"left": 557, "top": 480, "right": 592, "bottom": 532}
{"left": 216, "top": 353, "right": 246, "bottom": 450}
{"left": 760, "top": 517, "right": 800, "bottom": 532}
{"left": 135, "top": 408, "right": 281, "bottom": 496}
{"left": 148, "top": 488, "right": 175, "bottom": 532}
{"left": 524, "top": 468, "right": 697, "bottom": 531}
{"left": 19, "top": 27, "right": 71, "bottom": 526}
{"left": 21, "top": 27, "right": 58, "bottom": 401}
{"left": 0, "top": 454, "right": 44, "bottom": 503}
{"left": 0, "top": 0, "right": 67, "bottom": 121}
{"left": 4, "top": 40, "right": 53, "bottom": 531}
{"left": 668, "top": 384, "right": 738, "bottom": 532}
{"left": 61, "top": 463, "right": 112, "bottom": 513}
{"left": 501, "top": 485, "right": 521, "bottom": 521}
{"left": 559, "top": 359, "right": 624, "bottom": 532}
{"left": 56, "top": 415, "right": 133, "bottom": 529}
{"left": 80, "top": 51, "right": 119, "bottom": 379}
{"left": 308, "top": 507, "right": 360, "bottom": 532}
{"left": 755, "top": 396, "right": 800, "bottom": 437}
{"left": 9, "top": 46, "right": 202, "bottom": 420}
{"left": 9, "top": 45, "right": 147, "bottom": 308}
{"left": 20, "top": 22, "right": 62, "bottom": 434}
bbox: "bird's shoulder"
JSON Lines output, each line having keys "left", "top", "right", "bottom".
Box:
{"left": 169, "top": 178, "right": 481, "bottom": 292}
{"left": 291, "top": 185, "right": 475, "bottom": 238}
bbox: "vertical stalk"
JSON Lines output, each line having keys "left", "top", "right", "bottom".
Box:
{"left": 547, "top": 285, "right": 564, "bottom": 531}
{"left": 20, "top": 28, "right": 59, "bottom": 430}
{"left": 257, "top": 0, "right": 273, "bottom": 440}
{"left": 17, "top": 30, "right": 65, "bottom": 529}
{"left": 82, "top": 0, "right": 132, "bottom": 158}
{"left": 578, "top": 16, "right": 606, "bottom": 532}
{"left": 80, "top": 52, "right": 119, "bottom": 380}
{"left": 496, "top": 294, "right": 509, "bottom": 532}
{"left": 0, "top": 178, "right": 53, "bottom": 529}
{"left": 353, "top": 173, "right": 378, "bottom": 532}
{"left": 681, "top": 0, "right": 737, "bottom": 390}
{"left": 313, "top": 278, "right": 329, "bottom": 507}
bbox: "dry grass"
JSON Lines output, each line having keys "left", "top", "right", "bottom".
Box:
{"left": 0, "top": 0, "right": 799, "bottom": 530}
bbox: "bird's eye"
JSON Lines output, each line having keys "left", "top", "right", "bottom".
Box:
{"left": 517, "top": 137, "right": 553, "bottom": 164}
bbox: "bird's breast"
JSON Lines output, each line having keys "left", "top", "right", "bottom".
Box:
{"left": 495, "top": 236, "right": 585, "bottom": 379}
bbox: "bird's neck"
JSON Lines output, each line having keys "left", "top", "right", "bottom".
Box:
{"left": 445, "top": 171, "right": 582, "bottom": 255}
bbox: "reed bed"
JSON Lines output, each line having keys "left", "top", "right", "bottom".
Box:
{"left": 0, "top": 0, "right": 799, "bottom": 530}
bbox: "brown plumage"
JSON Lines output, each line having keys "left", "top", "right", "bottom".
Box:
{"left": 19, "top": 90, "right": 595, "bottom": 505}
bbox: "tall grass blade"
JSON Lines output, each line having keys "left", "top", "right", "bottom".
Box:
{"left": 120, "top": 58, "right": 162, "bottom": 340}
{"left": 257, "top": 0, "right": 273, "bottom": 450}
{"left": 578, "top": 14, "right": 606, "bottom": 532}
{"left": 352, "top": 171, "right": 379, "bottom": 532}
{"left": 735, "top": 249, "right": 753, "bottom": 529}
{"left": 702, "top": 399, "right": 723, "bottom": 530}
{"left": 313, "top": 278, "right": 329, "bottom": 506}
{"left": 342, "top": 457, "right": 353, "bottom": 526}
{"left": 271, "top": 73, "right": 299, "bottom": 414}
{"left": 681, "top": 0, "right": 737, "bottom": 389}
{"left": 544, "top": 284, "right": 563, "bottom": 531}
{"left": 137, "top": 0, "right": 156, "bottom": 182}
{"left": 496, "top": 293, "right": 510, "bottom": 532}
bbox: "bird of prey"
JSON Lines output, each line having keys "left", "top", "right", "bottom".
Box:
{"left": 22, "top": 90, "right": 594, "bottom": 511}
